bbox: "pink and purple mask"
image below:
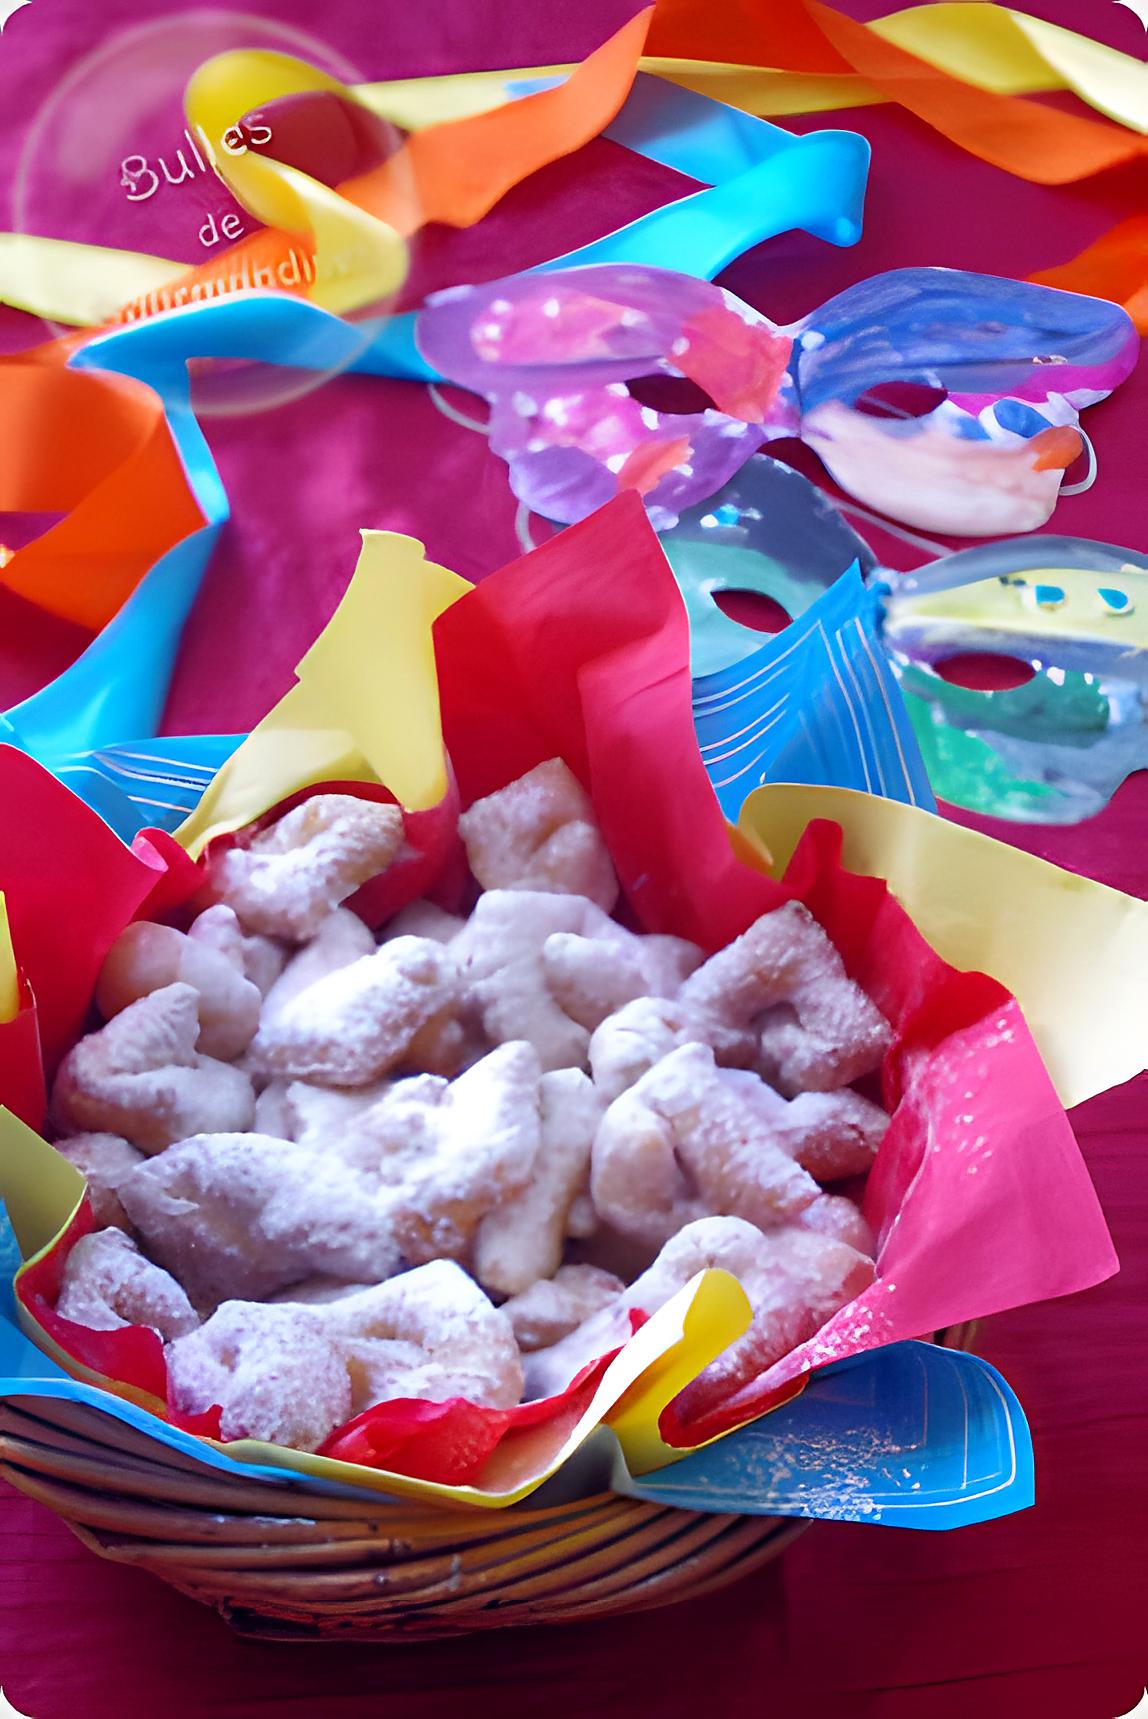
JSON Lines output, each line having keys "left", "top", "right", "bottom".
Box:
{"left": 415, "top": 264, "right": 1138, "bottom": 537}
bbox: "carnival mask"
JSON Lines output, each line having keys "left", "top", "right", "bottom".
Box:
{"left": 416, "top": 263, "right": 1137, "bottom": 537}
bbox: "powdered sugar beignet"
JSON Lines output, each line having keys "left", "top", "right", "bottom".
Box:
{"left": 97, "top": 911, "right": 262, "bottom": 1061}
{"left": 56, "top": 1228, "right": 199, "bottom": 1341}
{"left": 202, "top": 794, "right": 403, "bottom": 941}
{"left": 460, "top": 759, "right": 619, "bottom": 911}
{"left": 52, "top": 984, "right": 255, "bottom": 1152}
{"left": 46, "top": 761, "right": 896, "bottom": 1457}
{"left": 248, "top": 937, "right": 459, "bottom": 1087}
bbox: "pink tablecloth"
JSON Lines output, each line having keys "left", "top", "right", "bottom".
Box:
{"left": 1, "top": 1, "right": 1146, "bottom": 1714}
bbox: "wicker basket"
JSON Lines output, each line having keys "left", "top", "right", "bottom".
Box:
{"left": 0, "top": 1323, "right": 976, "bottom": 1642}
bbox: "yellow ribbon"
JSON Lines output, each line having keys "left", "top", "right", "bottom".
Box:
{"left": 2, "top": 6, "right": 1141, "bottom": 332}
{"left": 0, "top": 896, "right": 19, "bottom": 1026}
{"left": 184, "top": 49, "right": 409, "bottom": 316}
{"left": 177, "top": 531, "right": 468, "bottom": 858}
{"left": 737, "top": 784, "right": 1148, "bottom": 1115}
{"left": 0, "top": 234, "right": 182, "bottom": 328}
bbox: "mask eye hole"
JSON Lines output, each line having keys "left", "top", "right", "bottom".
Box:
{"left": 853, "top": 382, "right": 948, "bottom": 420}
{"left": 625, "top": 375, "right": 718, "bottom": 415}
{"left": 712, "top": 588, "right": 791, "bottom": 635}
{"left": 934, "top": 653, "right": 1036, "bottom": 691}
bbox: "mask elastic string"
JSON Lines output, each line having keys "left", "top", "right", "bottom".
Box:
{"left": 1060, "top": 429, "right": 1098, "bottom": 497}
{"left": 833, "top": 498, "right": 953, "bottom": 560}
{"left": 515, "top": 502, "right": 539, "bottom": 554}
{"left": 427, "top": 382, "right": 490, "bottom": 434}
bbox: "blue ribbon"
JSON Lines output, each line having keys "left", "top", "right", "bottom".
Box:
{"left": 2, "top": 295, "right": 368, "bottom": 796}
{"left": 359, "top": 78, "right": 870, "bottom": 381}
{"left": 2, "top": 76, "right": 869, "bottom": 796}
{"left": 614, "top": 1339, "right": 1034, "bottom": 1530}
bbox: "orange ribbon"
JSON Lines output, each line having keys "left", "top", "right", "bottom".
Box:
{"left": 0, "top": 364, "right": 205, "bottom": 631}
{"left": 347, "top": 6, "right": 653, "bottom": 231}
{"left": 1030, "top": 215, "right": 1148, "bottom": 333}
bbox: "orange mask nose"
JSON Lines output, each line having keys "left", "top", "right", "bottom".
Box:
{"left": 1030, "top": 424, "right": 1083, "bottom": 473}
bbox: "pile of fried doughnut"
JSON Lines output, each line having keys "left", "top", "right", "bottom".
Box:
{"left": 46, "top": 761, "right": 893, "bottom": 1455}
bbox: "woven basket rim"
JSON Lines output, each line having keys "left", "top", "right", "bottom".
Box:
{"left": 0, "top": 1326, "right": 977, "bottom": 1639}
